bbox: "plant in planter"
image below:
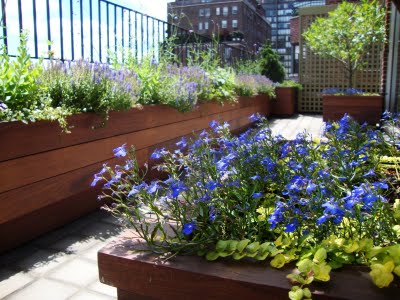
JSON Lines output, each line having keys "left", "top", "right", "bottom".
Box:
{"left": 272, "top": 80, "right": 303, "bottom": 116}
{"left": 95, "top": 114, "right": 400, "bottom": 299}
{"left": 258, "top": 43, "right": 286, "bottom": 83}
{"left": 303, "top": 0, "right": 386, "bottom": 124}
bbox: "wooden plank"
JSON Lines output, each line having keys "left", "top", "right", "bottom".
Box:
{"left": 0, "top": 190, "right": 103, "bottom": 253}
{"left": 0, "top": 100, "right": 242, "bottom": 163}
{"left": 0, "top": 104, "right": 266, "bottom": 193}
{"left": 0, "top": 148, "right": 149, "bottom": 225}
{"left": 98, "top": 236, "right": 399, "bottom": 300}
{"left": 0, "top": 102, "right": 266, "bottom": 224}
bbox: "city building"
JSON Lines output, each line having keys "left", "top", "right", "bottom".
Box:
{"left": 260, "top": 0, "right": 326, "bottom": 76}
{"left": 167, "top": 0, "right": 271, "bottom": 52}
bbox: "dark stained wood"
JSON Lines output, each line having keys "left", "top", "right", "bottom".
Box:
{"left": 271, "top": 87, "right": 297, "bottom": 116}
{"left": 323, "top": 95, "right": 383, "bottom": 124}
{"left": 98, "top": 235, "right": 399, "bottom": 300}
{"left": 0, "top": 190, "right": 102, "bottom": 253}
{"left": 0, "top": 96, "right": 269, "bottom": 252}
{"left": 0, "top": 100, "right": 241, "bottom": 163}
{"left": 0, "top": 104, "right": 265, "bottom": 193}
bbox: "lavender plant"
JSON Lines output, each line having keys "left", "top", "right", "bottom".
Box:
{"left": 93, "top": 113, "right": 400, "bottom": 297}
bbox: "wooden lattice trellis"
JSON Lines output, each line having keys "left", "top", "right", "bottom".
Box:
{"left": 298, "top": 6, "right": 383, "bottom": 113}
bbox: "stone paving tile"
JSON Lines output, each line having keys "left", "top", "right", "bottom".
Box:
{"left": 79, "top": 221, "right": 124, "bottom": 240}
{"left": 49, "top": 235, "right": 100, "bottom": 255}
{"left": 81, "top": 241, "right": 111, "bottom": 262}
{"left": 15, "top": 249, "right": 73, "bottom": 276}
{"left": 0, "top": 269, "right": 34, "bottom": 299}
{"left": 68, "top": 290, "right": 116, "bottom": 300}
{"left": 88, "top": 280, "right": 118, "bottom": 298}
{"left": 0, "top": 244, "right": 39, "bottom": 268}
{"left": 4, "top": 278, "right": 79, "bottom": 300}
{"left": 47, "top": 258, "right": 99, "bottom": 287}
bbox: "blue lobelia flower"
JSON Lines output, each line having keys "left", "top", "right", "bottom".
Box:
{"left": 170, "top": 180, "right": 187, "bottom": 198}
{"left": 252, "top": 192, "right": 263, "bottom": 199}
{"left": 146, "top": 181, "right": 160, "bottom": 194}
{"left": 306, "top": 182, "right": 317, "bottom": 194}
{"left": 176, "top": 137, "right": 188, "bottom": 149}
{"left": 285, "top": 219, "right": 298, "bottom": 233}
{"left": 363, "top": 169, "right": 376, "bottom": 177}
{"left": 113, "top": 143, "right": 127, "bottom": 158}
{"left": 182, "top": 222, "right": 197, "bottom": 235}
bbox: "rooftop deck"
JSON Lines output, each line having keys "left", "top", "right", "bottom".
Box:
{"left": 0, "top": 114, "right": 325, "bottom": 300}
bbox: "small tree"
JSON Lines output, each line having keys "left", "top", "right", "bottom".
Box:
{"left": 258, "top": 43, "right": 286, "bottom": 83}
{"left": 303, "top": 0, "right": 385, "bottom": 89}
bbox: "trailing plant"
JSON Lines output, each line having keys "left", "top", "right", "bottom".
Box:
{"left": 303, "top": 0, "right": 385, "bottom": 89}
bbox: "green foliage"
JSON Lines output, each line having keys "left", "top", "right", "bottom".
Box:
{"left": 258, "top": 43, "right": 286, "bottom": 83}
{"left": 234, "top": 59, "right": 262, "bottom": 75}
{"left": 206, "top": 67, "right": 236, "bottom": 102}
{"left": 303, "top": 0, "right": 385, "bottom": 88}
{"left": 40, "top": 60, "right": 139, "bottom": 124}
{"left": 278, "top": 80, "right": 303, "bottom": 90}
{"left": 0, "top": 32, "right": 42, "bottom": 122}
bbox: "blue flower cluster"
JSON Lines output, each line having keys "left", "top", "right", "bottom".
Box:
{"left": 92, "top": 113, "right": 398, "bottom": 245}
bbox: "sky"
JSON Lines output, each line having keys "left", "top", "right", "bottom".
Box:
{"left": 1, "top": 0, "right": 175, "bottom": 61}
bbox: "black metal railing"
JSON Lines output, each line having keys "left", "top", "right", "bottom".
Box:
{"left": 0, "top": 0, "right": 253, "bottom": 65}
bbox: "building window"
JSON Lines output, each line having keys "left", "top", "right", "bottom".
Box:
{"left": 199, "top": 9, "right": 204, "bottom": 17}
{"left": 201, "top": 0, "right": 211, "bottom": 2}
{"left": 223, "top": 7, "right": 228, "bottom": 16}
{"left": 232, "top": 20, "right": 238, "bottom": 29}
{"left": 221, "top": 20, "right": 227, "bottom": 29}
{"left": 199, "top": 22, "right": 203, "bottom": 31}
{"left": 204, "top": 21, "right": 209, "bottom": 30}
{"left": 205, "top": 8, "right": 211, "bottom": 17}
{"left": 216, "top": 7, "right": 220, "bottom": 16}
{"left": 232, "top": 6, "right": 238, "bottom": 15}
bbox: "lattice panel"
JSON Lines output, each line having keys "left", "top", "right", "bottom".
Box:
{"left": 298, "top": 8, "right": 383, "bottom": 113}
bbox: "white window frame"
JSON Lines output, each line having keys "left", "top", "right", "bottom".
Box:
{"left": 199, "top": 9, "right": 204, "bottom": 17}
{"left": 216, "top": 7, "right": 220, "bottom": 16}
{"left": 204, "top": 21, "right": 209, "bottom": 30}
{"left": 199, "top": 22, "right": 203, "bottom": 30}
{"left": 232, "top": 20, "right": 238, "bottom": 29}
{"left": 232, "top": 6, "right": 238, "bottom": 15}
{"left": 221, "top": 20, "right": 227, "bottom": 29}
{"left": 223, "top": 7, "right": 228, "bottom": 17}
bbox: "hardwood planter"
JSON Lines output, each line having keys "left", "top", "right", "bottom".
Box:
{"left": 271, "top": 87, "right": 297, "bottom": 116}
{"left": 0, "top": 95, "right": 270, "bottom": 253}
{"left": 322, "top": 95, "right": 383, "bottom": 125}
{"left": 98, "top": 233, "right": 399, "bottom": 300}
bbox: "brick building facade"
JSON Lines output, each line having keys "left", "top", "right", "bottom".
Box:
{"left": 167, "top": 0, "right": 271, "bottom": 51}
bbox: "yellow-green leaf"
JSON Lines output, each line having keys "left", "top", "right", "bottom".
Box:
{"left": 313, "top": 262, "right": 331, "bottom": 282}
{"left": 297, "top": 259, "right": 313, "bottom": 273}
{"left": 215, "top": 240, "right": 229, "bottom": 252}
{"left": 246, "top": 241, "right": 260, "bottom": 253}
{"left": 289, "top": 286, "right": 303, "bottom": 300}
{"left": 344, "top": 241, "right": 359, "bottom": 253}
{"left": 206, "top": 251, "right": 220, "bottom": 261}
{"left": 227, "top": 240, "right": 238, "bottom": 252}
{"left": 271, "top": 253, "right": 286, "bottom": 268}
{"left": 313, "top": 248, "right": 327, "bottom": 263}
{"left": 370, "top": 269, "right": 394, "bottom": 288}
{"left": 393, "top": 265, "right": 400, "bottom": 277}
{"left": 236, "top": 239, "right": 250, "bottom": 253}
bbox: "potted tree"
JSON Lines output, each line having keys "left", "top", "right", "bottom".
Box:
{"left": 303, "top": 0, "right": 386, "bottom": 124}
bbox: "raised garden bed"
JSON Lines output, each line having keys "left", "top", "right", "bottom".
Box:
{"left": 0, "top": 95, "right": 270, "bottom": 253}
{"left": 271, "top": 87, "right": 297, "bottom": 116}
{"left": 322, "top": 95, "right": 383, "bottom": 125}
{"left": 98, "top": 233, "right": 400, "bottom": 300}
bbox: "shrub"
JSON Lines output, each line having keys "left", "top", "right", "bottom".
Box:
{"left": 258, "top": 43, "right": 285, "bottom": 83}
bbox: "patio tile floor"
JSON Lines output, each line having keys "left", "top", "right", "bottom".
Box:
{"left": 0, "top": 114, "right": 324, "bottom": 299}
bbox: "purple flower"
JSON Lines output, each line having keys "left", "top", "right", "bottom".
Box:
{"left": 182, "top": 222, "right": 196, "bottom": 235}
{"left": 113, "top": 143, "right": 127, "bottom": 158}
{"left": 176, "top": 137, "right": 188, "bottom": 149}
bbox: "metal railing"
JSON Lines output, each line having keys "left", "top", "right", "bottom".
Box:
{"left": 0, "top": 0, "right": 253, "bottom": 65}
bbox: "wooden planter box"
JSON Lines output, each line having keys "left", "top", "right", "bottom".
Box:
{"left": 323, "top": 95, "right": 383, "bottom": 125}
{"left": 0, "top": 95, "right": 270, "bottom": 253}
{"left": 271, "top": 87, "right": 297, "bottom": 116}
{"left": 98, "top": 233, "right": 399, "bottom": 300}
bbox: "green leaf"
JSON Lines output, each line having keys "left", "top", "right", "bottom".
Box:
{"left": 236, "top": 239, "right": 250, "bottom": 253}
{"left": 297, "top": 259, "right": 313, "bottom": 273}
{"left": 393, "top": 265, "right": 400, "bottom": 277}
{"left": 246, "top": 242, "right": 260, "bottom": 253}
{"left": 302, "top": 287, "right": 312, "bottom": 299}
{"left": 232, "top": 252, "right": 247, "bottom": 260}
{"left": 369, "top": 268, "right": 394, "bottom": 288}
{"left": 205, "top": 251, "right": 220, "bottom": 261}
{"left": 227, "top": 240, "right": 238, "bottom": 252}
{"left": 313, "top": 262, "right": 331, "bottom": 282}
{"left": 270, "top": 253, "right": 286, "bottom": 268}
{"left": 313, "top": 248, "right": 327, "bottom": 264}
{"left": 215, "top": 240, "right": 229, "bottom": 253}
{"left": 289, "top": 286, "right": 303, "bottom": 300}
